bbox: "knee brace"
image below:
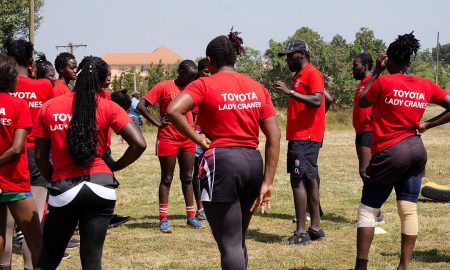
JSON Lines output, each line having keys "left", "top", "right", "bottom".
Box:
{"left": 397, "top": 200, "right": 418, "bottom": 235}
{"left": 357, "top": 203, "right": 379, "bottom": 228}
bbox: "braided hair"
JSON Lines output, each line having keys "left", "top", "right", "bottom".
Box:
{"left": 206, "top": 28, "right": 245, "bottom": 67}
{"left": 54, "top": 52, "right": 75, "bottom": 73}
{"left": 355, "top": 53, "right": 373, "bottom": 70}
{"left": 111, "top": 89, "right": 131, "bottom": 111}
{"left": 197, "top": 58, "right": 207, "bottom": 72}
{"left": 68, "top": 56, "right": 108, "bottom": 167}
{"left": 178, "top": 59, "right": 197, "bottom": 75}
{"left": 0, "top": 55, "right": 18, "bottom": 92}
{"left": 387, "top": 32, "right": 420, "bottom": 67}
{"left": 3, "top": 38, "right": 34, "bottom": 67}
{"left": 35, "top": 54, "right": 53, "bottom": 79}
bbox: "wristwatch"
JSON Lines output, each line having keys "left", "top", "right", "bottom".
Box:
{"left": 288, "top": 90, "right": 295, "bottom": 97}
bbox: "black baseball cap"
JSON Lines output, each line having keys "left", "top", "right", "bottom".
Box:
{"left": 278, "top": 40, "right": 309, "bottom": 56}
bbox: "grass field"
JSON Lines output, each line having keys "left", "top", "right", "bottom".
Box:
{"left": 12, "top": 107, "right": 450, "bottom": 269}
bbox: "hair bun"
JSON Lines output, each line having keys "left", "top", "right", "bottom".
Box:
{"left": 228, "top": 27, "right": 245, "bottom": 56}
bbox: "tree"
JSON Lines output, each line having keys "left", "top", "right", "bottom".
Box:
{"left": 352, "top": 27, "right": 386, "bottom": 57}
{"left": 0, "top": 0, "right": 44, "bottom": 46}
{"left": 235, "top": 46, "right": 265, "bottom": 82}
{"left": 432, "top": 43, "right": 450, "bottom": 65}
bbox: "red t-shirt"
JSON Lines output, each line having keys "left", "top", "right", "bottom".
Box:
{"left": 0, "top": 93, "right": 33, "bottom": 192}
{"left": 53, "top": 80, "right": 71, "bottom": 97}
{"left": 144, "top": 80, "right": 193, "bottom": 141}
{"left": 286, "top": 64, "right": 326, "bottom": 142}
{"left": 98, "top": 89, "right": 111, "bottom": 100}
{"left": 365, "top": 73, "right": 448, "bottom": 154}
{"left": 11, "top": 76, "right": 54, "bottom": 149}
{"left": 353, "top": 75, "right": 374, "bottom": 134}
{"left": 32, "top": 93, "right": 132, "bottom": 181}
{"left": 183, "top": 72, "right": 276, "bottom": 148}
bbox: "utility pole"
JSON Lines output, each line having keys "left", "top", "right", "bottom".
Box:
{"left": 55, "top": 42, "right": 87, "bottom": 54}
{"left": 29, "top": 0, "right": 35, "bottom": 43}
{"left": 435, "top": 32, "right": 440, "bottom": 84}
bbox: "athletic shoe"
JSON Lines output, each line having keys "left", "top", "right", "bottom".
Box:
{"left": 159, "top": 220, "right": 172, "bottom": 233}
{"left": 375, "top": 212, "right": 385, "bottom": 225}
{"left": 109, "top": 214, "right": 131, "bottom": 228}
{"left": 287, "top": 231, "right": 311, "bottom": 245}
{"left": 187, "top": 217, "right": 203, "bottom": 229}
{"left": 195, "top": 209, "right": 206, "bottom": 221}
{"left": 306, "top": 212, "right": 311, "bottom": 222}
{"left": 307, "top": 227, "right": 326, "bottom": 241}
{"left": 66, "top": 239, "right": 80, "bottom": 249}
{"left": 62, "top": 252, "right": 71, "bottom": 260}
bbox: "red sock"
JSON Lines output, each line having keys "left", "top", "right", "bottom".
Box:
{"left": 186, "top": 206, "right": 195, "bottom": 219}
{"left": 159, "top": 203, "right": 169, "bottom": 221}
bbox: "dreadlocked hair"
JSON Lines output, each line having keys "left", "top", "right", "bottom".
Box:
{"left": 355, "top": 53, "right": 373, "bottom": 70}
{"left": 54, "top": 52, "right": 75, "bottom": 73}
{"left": 68, "top": 56, "right": 108, "bottom": 167}
{"left": 178, "top": 59, "right": 197, "bottom": 75}
{"left": 0, "top": 54, "right": 18, "bottom": 92}
{"left": 206, "top": 28, "right": 245, "bottom": 67}
{"left": 35, "top": 54, "right": 53, "bottom": 79}
{"left": 387, "top": 32, "right": 420, "bottom": 67}
{"left": 3, "top": 38, "right": 34, "bottom": 67}
{"left": 197, "top": 58, "right": 207, "bottom": 71}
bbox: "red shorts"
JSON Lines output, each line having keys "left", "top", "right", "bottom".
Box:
{"left": 156, "top": 139, "right": 196, "bottom": 156}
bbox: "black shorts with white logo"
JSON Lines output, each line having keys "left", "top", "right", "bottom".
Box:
{"left": 199, "top": 147, "right": 263, "bottom": 203}
{"left": 287, "top": 140, "right": 321, "bottom": 182}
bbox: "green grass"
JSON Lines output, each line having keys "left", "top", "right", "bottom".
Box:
{"left": 12, "top": 106, "right": 450, "bottom": 269}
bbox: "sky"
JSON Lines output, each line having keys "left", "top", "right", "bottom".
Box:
{"left": 34, "top": 0, "right": 450, "bottom": 63}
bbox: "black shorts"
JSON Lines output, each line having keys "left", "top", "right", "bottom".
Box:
{"left": 355, "top": 132, "right": 373, "bottom": 147}
{"left": 199, "top": 147, "right": 263, "bottom": 203}
{"left": 27, "top": 148, "right": 48, "bottom": 187}
{"left": 287, "top": 140, "right": 321, "bottom": 181}
{"left": 362, "top": 136, "right": 427, "bottom": 207}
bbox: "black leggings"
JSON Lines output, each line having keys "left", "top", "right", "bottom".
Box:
{"left": 203, "top": 198, "right": 254, "bottom": 270}
{"left": 35, "top": 184, "right": 115, "bottom": 270}
{"left": 192, "top": 156, "right": 201, "bottom": 200}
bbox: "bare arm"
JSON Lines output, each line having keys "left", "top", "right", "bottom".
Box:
{"left": 108, "top": 123, "right": 147, "bottom": 171}
{"left": 273, "top": 80, "right": 323, "bottom": 107}
{"left": 34, "top": 137, "right": 53, "bottom": 181}
{"left": 250, "top": 115, "right": 281, "bottom": 213}
{"left": 324, "top": 89, "right": 334, "bottom": 113}
{"left": 418, "top": 95, "right": 450, "bottom": 133}
{"left": 136, "top": 99, "right": 166, "bottom": 128}
{"left": 0, "top": 129, "right": 28, "bottom": 167}
{"left": 359, "top": 53, "right": 387, "bottom": 108}
{"left": 167, "top": 93, "right": 211, "bottom": 149}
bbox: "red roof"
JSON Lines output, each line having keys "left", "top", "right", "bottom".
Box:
{"left": 101, "top": 46, "right": 182, "bottom": 66}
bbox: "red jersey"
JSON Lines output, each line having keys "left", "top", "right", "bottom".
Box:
{"left": 365, "top": 73, "right": 448, "bottom": 154}
{"left": 53, "top": 80, "right": 71, "bottom": 97}
{"left": 286, "top": 64, "right": 326, "bottom": 142}
{"left": 0, "top": 93, "right": 33, "bottom": 192}
{"left": 144, "top": 80, "right": 193, "bottom": 140}
{"left": 32, "top": 93, "right": 132, "bottom": 181}
{"left": 183, "top": 72, "right": 276, "bottom": 148}
{"left": 11, "top": 76, "right": 54, "bottom": 149}
{"left": 352, "top": 75, "right": 374, "bottom": 134}
{"left": 98, "top": 89, "right": 111, "bottom": 100}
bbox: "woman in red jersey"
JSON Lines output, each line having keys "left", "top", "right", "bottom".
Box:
{"left": 168, "top": 31, "right": 280, "bottom": 270}
{"left": 0, "top": 55, "right": 43, "bottom": 268}
{"left": 33, "top": 56, "right": 146, "bottom": 270}
{"left": 53, "top": 52, "right": 77, "bottom": 96}
{"left": 36, "top": 54, "right": 56, "bottom": 87}
{"left": 136, "top": 60, "right": 203, "bottom": 233}
{"left": 351, "top": 33, "right": 450, "bottom": 270}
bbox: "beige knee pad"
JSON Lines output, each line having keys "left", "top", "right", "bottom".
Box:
{"left": 357, "top": 203, "right": 379, "bottom": 228}
{"left": 397, "top": 200, "right": 418, "bottom": 235}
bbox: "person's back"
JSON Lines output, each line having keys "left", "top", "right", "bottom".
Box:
{"left": 188, "top": 72, "right": 275, "bottom": 148}
{"left": 367, "top": 73, "right": 446, "bottom": 154}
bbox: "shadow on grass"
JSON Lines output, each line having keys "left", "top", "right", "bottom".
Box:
{"left": 255, "top": 212, "right": 294, "bottom": 220}
{"left": 246, "top": 228, "right": 285, "bottom": 244}
{"left": 417, "top": 198, "right": 448, "bottom": 204}
{"left": 321, "top": 212, "right": 352, "bottom": 224}
{"left": 381, "top": 249, "right": 450, "bottom": 263}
